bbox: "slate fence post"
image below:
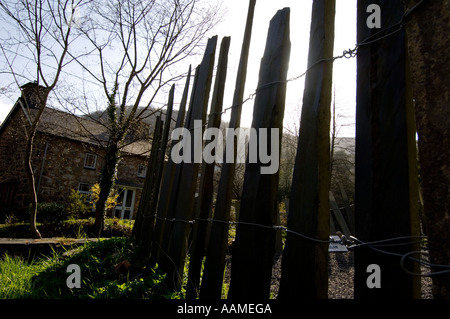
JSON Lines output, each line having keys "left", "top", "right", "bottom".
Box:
{"left": 354, "top": 0, "right": 421, "bottom": 299}
{"left": 228, "top": 7, "right": 290, "bottom": 299}
{"left": 165, "top": 36, "right": 217, "bottom": 291}
{"left": 186, "top": 36, "right": 230, "bottom": 299}
{"left": 278, "top": 0, "right": 336, "bottom": 300}
{"left": 200, "top": 0, "right": 256, "bottom": 300}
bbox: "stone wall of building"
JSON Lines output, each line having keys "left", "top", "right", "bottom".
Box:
{"left": 0, "top": 104, "right": 33, "bottom": 215}
{"left": 0, "top": 105, "right": 149, "bottom": 219}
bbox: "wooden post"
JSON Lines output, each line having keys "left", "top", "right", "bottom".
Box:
{"left": 228, "top": 7, "right": 290, "bottom": 299}
{"left": 200, "top": 0, "right": 256, "bottom": 300}
{"left": 329, "top": 191, "right": 351, "bottom": 238}
{"left": 354, "top": 0, "right": 421, "bottom": 299}
{"left": 156, "top": 66, "right": 199, "bottom": 272}
{"left": 403, "top": 0, "right": 450, "bottom": 299}
{"left": 138, "top": 84, "right": 175, "bottom": 256}
{"left": 150, "top": 66, "right": 191, "bottom": 266}
{"left": 132, "top": 115, "right": 163, "bottom": 242}
{"left": 186, "top": 36, "right": 230, "bottom": 299}
{"left": 278, "top": 0, "right": 335, "bottom": 300}
{"left": 166, "top": 36, "right": 217, "bottom": 291}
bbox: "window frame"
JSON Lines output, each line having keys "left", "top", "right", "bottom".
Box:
{"left": 77, "top": 182, "right": 93, "bottom": 203}
{"left": 137, "top": 164, "right": 147, "bottom": 178}
{"left": 84, "top": 153, "right": 97, "bottom": 169}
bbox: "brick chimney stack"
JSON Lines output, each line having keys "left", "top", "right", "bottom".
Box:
{"left": 20, "top": 82, "right": 50, "bottom": 109}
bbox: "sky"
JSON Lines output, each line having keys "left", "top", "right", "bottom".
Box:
{"left": 207, "top": 0, "right": 357, "bottom": 136}
{"left": 0, "top": 0, "right": 357, "bottom": 136}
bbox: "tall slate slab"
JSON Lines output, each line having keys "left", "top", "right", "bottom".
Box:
{"left": 186, "top": 36, "right": 230, "bottom": 299}
{"left": 138, "top": 84, "right": 175, "bottom": 256}
{"left": 403, "top": 0, "right": 450, "bottom": 298}
{"left": 278, "top": 0, "right": 335, "bottom": 300}
{"left": 354, "top": 0, "right": 421, "bottom": 299}
{"left": 150, "top": 66, "right": 192, "bottom": 266}
{"left": 228, "top": 7, "right": 290, "bottom": 299}
{"left": 200, "top": 0, "right": 256, "bottom": 300}
{"left": 166, "top": 36, "right": 217, "bottom": 290}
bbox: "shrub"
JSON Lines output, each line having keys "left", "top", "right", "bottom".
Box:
{"left": 89, "top": 183, "right": 119, "bottom": 212}
{"left": 4, "top": 214, "right": 18, "bottom": 225}
{"left": 66, "top": 189, "right": 91, "bottom": 219}
{"left": 35, "top": 202, "right": 66, "bottom": 224}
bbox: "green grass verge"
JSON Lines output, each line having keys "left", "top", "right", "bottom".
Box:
{"left": 0, "top": 237, "right": 180, "bottom": 299}
{"left": 0, "top": 218, "right": 133, "bottom": 238}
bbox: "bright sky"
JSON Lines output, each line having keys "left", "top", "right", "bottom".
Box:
{"left": 207, "top": 0, "right": 357, "bottom": 136}
{"left": 0, "top": 0, "right": 356, "bottom": 136}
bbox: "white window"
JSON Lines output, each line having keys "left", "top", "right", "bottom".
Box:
{"left": 137, "top": 164, "right": 147, "bottom": 178}
{"left": 113, "top": 187, "right": 136, "bottom": 220}
{"left": 78, "top": 183, "right": 92, "bottom": 202}
{"left": 84, "top": 153, "right": 97, "bottom": 169}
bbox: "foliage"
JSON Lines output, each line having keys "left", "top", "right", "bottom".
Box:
{"left": 89, "top": 183, "right": 119, "bottom": 212}
{"left": 34, "top": 202, "right": 66, "bottom": 224}
{"left": 66, "top": 189, "right": 92, "bottom": 219}
{"left": 0, "top": 218, "right": 133, "bottom": 238}
{"left": 4, "top": 214, "right": 18, "bottom": 225}
{"left": 0, "top": 238, "right": 178, "bottom": 299}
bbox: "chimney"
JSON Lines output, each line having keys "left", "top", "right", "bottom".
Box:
{"left": 20, "top": 82, "right": 50, "bottom": 109}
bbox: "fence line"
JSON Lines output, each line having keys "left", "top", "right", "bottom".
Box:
{"left": 188, "top": 26, "right": 398, "bottom": 132}
{"left": 168, "top": 15, "right": 413, "bottom": 136}
{"left": 145, "top": 212, "right": 450, "bottom": 277}
{"left": 133, "top": 0, "right": 441, "bottom": 297}
{"left": 197, "top": 0, "right": 426, "bottom": 124}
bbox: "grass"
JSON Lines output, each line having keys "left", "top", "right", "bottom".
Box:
{"left": 0, "top": 254, "right": 49, "bottom": 298}
{"left": 0, "top": 217, "right": 133, "bottom": 238}
{"left": 0, "top": 214, "right": 247, "bottom": 299}
{"left": 0, "top": 237, "right": 181, "bottom": 299}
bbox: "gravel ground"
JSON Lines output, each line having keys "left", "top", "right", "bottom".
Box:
{"left": 325, "top": 251, "right": 433, "bottom": 299}
{"left": 224, "top": 251, "right": 434, "bottom": 299}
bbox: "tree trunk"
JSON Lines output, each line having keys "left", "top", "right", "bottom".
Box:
{"left": 94, "top": 141, "right": 121, "bottom": 237}
{"left": 23, "top": 86, "right": 50, "bottom": 239}
{"left": 25, "top": 130, "right": 42, "bottom": 239}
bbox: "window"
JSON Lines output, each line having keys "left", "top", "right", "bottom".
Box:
{"left": 137, "top": 164, "right": 147, "bottom": 178}
{"left": 84, "top": 153, "right": 97, "bottom": 169}
{"left": 78, "top": 183, "right": 92, "bottom": 202}
{"left": 113, "top": 187, "right": 136, "bottom": 220}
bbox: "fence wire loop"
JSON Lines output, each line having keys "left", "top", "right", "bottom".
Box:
{"left": 342, "top": 47, "right": 358, "bottom": 59}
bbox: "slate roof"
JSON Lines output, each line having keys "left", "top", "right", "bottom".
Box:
{"left": 1, "top": 98, "right": 151, "bottom": 156}
{"left": 35, "top": 107, "right": 151, "bottom": 156}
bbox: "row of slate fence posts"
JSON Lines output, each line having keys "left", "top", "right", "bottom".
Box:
{"left": 186, "top": 35, "right": 231, "bottom": 299}
{"left": 199, "top": 0, "right": 256, "bottom": 300}
{"left": 131, "top": 0, "right": 425, "bottom": 299}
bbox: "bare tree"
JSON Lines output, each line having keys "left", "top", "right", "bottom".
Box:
{"left": 0, "top": 0, "right": 86, "bottom": 238}
{"left": 69, "top": 0, "right": 221, "bottom": 235}
{"left": 330, "top": 90, "right": 355, "bottom": 205}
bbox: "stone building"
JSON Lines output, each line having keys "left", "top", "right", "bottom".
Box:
{"left": 0, "top": 83, "right": 151, "bottom": 220}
